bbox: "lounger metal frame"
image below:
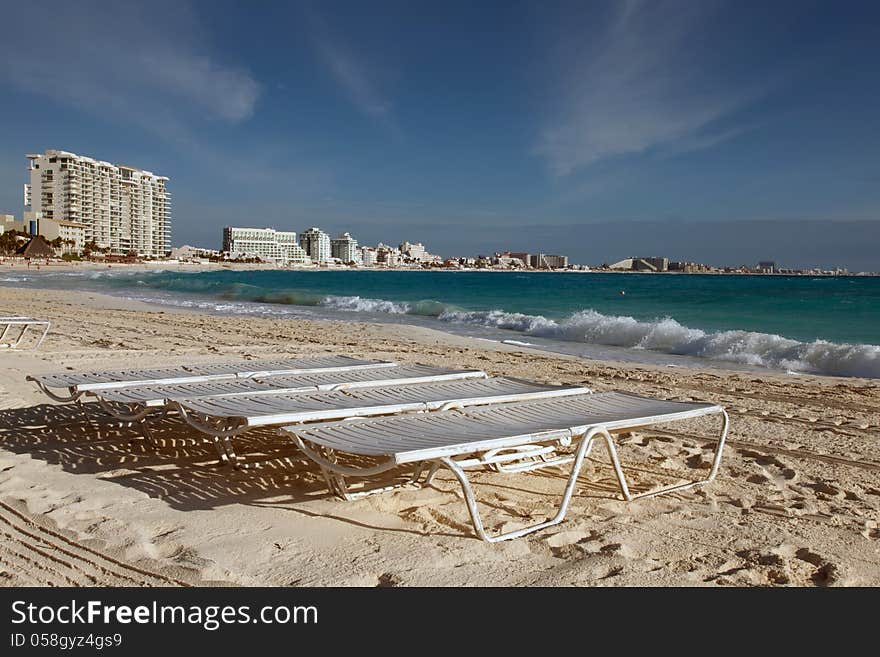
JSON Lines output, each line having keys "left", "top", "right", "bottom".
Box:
{"left": 0, "top": 316, "right": 50, "bottom": 350}
{"left": 286, "top": 402, "right": 729, "bottom": 542}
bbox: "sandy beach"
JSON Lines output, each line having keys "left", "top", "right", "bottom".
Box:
{"left": 1, "top": 283, "right": 878, "bottom": 587}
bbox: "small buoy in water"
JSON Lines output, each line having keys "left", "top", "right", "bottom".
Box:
{"left": 619, "top": 290, "right": 626, "bottom": 296}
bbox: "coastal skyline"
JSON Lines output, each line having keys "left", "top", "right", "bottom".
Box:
{"left": 1, "top": 1, "right": 880, "bottom": 268}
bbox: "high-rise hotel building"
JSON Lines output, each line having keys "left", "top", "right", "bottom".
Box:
{"left": 330, "top": 232, "right": 360, "bottom": 264}
{"left": 24, "top": 149, "right": 171, "bottom": 257}
{"left": 222, "top": 226, "right": 310, "bottom": 265}
{"left": 299, "top": 227, "right": 331, "bottom": 263}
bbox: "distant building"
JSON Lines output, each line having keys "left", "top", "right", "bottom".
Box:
{"left": 330, "top": 232, "right": 360, "bottom": 264}
{"left": 758, "top": 261, "right": 776, "bottom": 273}
{"left": 39, "top": 218, "right": 86, "bottom": 254}
{"left": 25, "top": 149, "right": 171, "bottom": 257}
{"left": 641, "top": 257, "right": 668, "bottom": 272}
{"left": 508, "top": 252, "right": 531, "bottom": 267}
{"left": 399, "top": 241, "right": 426, "bottom": 261}
{"left": 299, "top": 227, "right": 331, "bottom": 264}
{"left": 376, "top": 243, "right": 402, "bottom": 267}
{"left": 359, "top": 246, "right": 377, "bottom": 266}
{"left": 669, "top": 261, "right": 708, "bottom": 273}
{"left": 222, "top": 226, "right": 309, "bottom": 264}
{"left": 533, "top": 254, "right": 569, "bottom": 269}
{"left": 0, "top": 213, "right": 31, "bottom": 235}
{"left": 609, "top": 256, "right": 667, "bottom": 272}
{"left": 170, "top": 245, "right": 221, "bottom": 261}
{"left": 1, "top": 212, "right": 83, "bottom": 254}
{"left": 494, "top": 252, "right": 529, "bottom": 268}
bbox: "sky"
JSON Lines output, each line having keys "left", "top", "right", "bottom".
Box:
{"left": 0, "top": 0, "right": 879, "bottom": 269}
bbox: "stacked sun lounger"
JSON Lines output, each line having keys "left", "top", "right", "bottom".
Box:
{"left": 0, "top": 315, "right": 51, "bottom": 350}
{"left": 168, "top": 377, "right": 591, "bottom": 465}
{"left": 26, "top": 355, "right": 395, "bottom": 402}
{"left": 28, "top": 354, "right": 729, "bottom": 541}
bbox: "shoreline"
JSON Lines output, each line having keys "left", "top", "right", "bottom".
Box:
{"left": 0, "top": 284, "right": 878, "bottom": 586}
{"left": 3, "top": 257, "right": 876, "bottom": 277}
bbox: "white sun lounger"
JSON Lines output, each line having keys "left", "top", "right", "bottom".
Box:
{"left": 170, "top": 378, "right": 592, "bottom": 467}
{"left": 281, "top": 392, "right": 729, "bottom": 542}
{"left": 93, "top": 364, "right": 489, "bottom": 422}
{"left": 27, "top": 355, "right": 395, "bottom": 402}
{"left": 0, "top": 316, "right": 51, "bottom": 350}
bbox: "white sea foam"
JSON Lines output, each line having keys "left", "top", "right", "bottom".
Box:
{"left": 319, "top": 295, "right": 412, "bottom": 314}
{"left": 438, "top": 308, "right": 880, "bottom": 378}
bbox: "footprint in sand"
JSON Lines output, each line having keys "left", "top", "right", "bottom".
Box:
{"left": 723, "top": 561, "right": 789, "bottom": 586}
{"left": 544, "top": 529, "right": 608, "bottom": 559}
{"left": 804, "top": 479, "right": 845, "bottom": 500}
{"left": 376, "top": 572, "right": 401, "bottom": 587}
{"left": 739, "top": 449, "right": 798, "bottom": 489}
{"left": 794, "top": 548, "right": 841, "bottom": 586}
{"left": 685, "top": 453, "right": 713, "bottom": 470}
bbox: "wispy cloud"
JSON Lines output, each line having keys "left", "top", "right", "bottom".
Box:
{"left": 0, "top": 1, "right": 260, "bottom": 130}
{"left": 535, "top": 0, "right": 760, "bottom": 176}
{"left": 315, "top": 39, "right": 392, "bottom": 119}
{"left": 305, "top": 10, "right": 397, "bottom": 129}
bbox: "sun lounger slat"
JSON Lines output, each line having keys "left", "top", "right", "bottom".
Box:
{"left": 284, "top": 392, "right": 722, "bottom": 463}
{"left": 27, "top": 355, "right": 394, "bottom": 396}
{"left": 173, "top": 378, "right": 590, "bottom": 426}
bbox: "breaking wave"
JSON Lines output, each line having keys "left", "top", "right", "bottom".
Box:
{"left": 319, "top": 295, "right": 411, "bottom": 314}
{"left": 312, "top": 298, "right": 880, "bottom": 378}
{"left": 435, "top": 308, "right": 880, "bottom": 378}
{"left": 318, "top": 295, "right": 448, "bottom": 316}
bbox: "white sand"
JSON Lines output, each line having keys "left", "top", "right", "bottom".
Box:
{"left": 1, "top": 284, "right": 878, "bottom": 586}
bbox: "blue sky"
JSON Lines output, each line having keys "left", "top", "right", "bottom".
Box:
{"left": 0, "top": 0, "right": 879, "bottom": 267}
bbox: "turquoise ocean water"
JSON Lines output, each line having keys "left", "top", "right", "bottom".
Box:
{"left": 6, "top": 268, "right": 880, "bottom": 378}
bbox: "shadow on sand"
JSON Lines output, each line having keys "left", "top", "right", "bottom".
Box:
{"left": 0, "top": 401, "right": 675, "bottom": 541}
{"left": 0, "top": 402, "right": 418, "bottom": 514}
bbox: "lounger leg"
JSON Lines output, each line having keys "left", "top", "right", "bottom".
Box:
{"left": 33, "top": 322, "right": 50, "bottom": 350}
{"left": 289, "top": 434, "right": 417, "bottom": 500}
{"left": 323, "top": 460, "right": 423, "bottom": 502}
{"left": 173, "top": 405, "right": 251, "bottom": 466}
{"left": 421, "top": 462, "right": 441, "bottom": 485}
{"left": 208, "top": 437, "right": 229, "bottom": 464}
{"left": 32, "top": 381, "right": 81, "bottom": 403}
{"left": 438, "top": 427, "right": 611, "bottom": 542}
{"left": 97, "top": 399, "right": 153, "bottom": 423}
{"left": 222, "top": 434, "right": 241, "bottom": 467}
{"left": 600, "top": 409, "right": 730, "bottom": 501}
{"left": 324, "top": 467, "right": 355, "bottom": 501}
{"left": 137, "top": 417, "right": 159, "bottom": 449}
{"left": 10, "top": 325, "right": 28, "bottom": 349}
